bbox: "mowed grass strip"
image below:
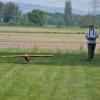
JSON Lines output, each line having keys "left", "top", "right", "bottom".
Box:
{"left": 0, "top": 50, "right": 100, "bottom": 100}
{"left": 0, "top": 26, "right": 86, "bottom": 34}
{"left": 0, "top": 65, "right": 100, "bottom": 100}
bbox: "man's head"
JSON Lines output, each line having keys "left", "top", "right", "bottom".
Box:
{"left": 89, "top": 24, "right": 94, "bottom": 29}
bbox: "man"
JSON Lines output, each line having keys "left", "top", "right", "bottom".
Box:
{"left": 85, "top": 25, "right": 99, "bottom": 61}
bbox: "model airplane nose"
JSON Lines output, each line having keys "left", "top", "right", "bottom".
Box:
{"left": 24, "top": 54, "right": 31, "bottom": 62}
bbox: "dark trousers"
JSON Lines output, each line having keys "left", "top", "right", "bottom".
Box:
{"left": 87, "top": 43, "right": 96, "bottom": 59}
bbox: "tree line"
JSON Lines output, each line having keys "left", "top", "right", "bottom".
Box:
{"left": 0, "top": 1, "right": 100, "bottom": 27}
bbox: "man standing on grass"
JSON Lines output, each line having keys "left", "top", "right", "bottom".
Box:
{"left": 85, "top": 24, "right": 99, "bottom": 61}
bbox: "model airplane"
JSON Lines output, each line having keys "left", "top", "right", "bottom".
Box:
{"left": 1, "top": 54, "right": 53, "bottom": 63}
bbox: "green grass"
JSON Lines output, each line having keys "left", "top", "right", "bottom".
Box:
{"left": 0, "top": 49, "right": 100, "bottom": 100}
{"left": 0, "top": 26, "right": 100, "bottom": 35}
{"left": 0, "top": 26, "right": 100, "bottom": 34}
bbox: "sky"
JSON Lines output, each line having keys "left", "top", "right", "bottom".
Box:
{"left": 0, "top": 0, "right": 100, "bottom": 12}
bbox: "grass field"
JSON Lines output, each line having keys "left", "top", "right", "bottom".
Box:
{"left": 0, "top": 49, "right": 100, "bottom": 100}
{"left": 0, "top": 26, "right": 86, "bottom": 34}
{"left": 0, "top": 27, "right": 100, "bottom": 100}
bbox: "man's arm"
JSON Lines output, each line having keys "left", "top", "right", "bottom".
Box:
{"left": 95, "top": 30, "right": 99, "bottom": 39}
{"left": 96, "top": 34, "right": 99, "bottom": 39}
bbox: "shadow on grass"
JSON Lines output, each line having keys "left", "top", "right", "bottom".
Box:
{"left": 0, "top": 51, "right": 100, "bottom": 67}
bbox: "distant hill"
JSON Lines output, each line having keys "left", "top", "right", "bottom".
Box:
{"left": 16, "top": 2, "right": 86, "bottom": 15}
{"left": 0, "top": 0, "right": 100, "bottom": 15}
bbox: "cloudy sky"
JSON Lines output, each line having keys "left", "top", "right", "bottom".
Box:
{"left": 0, "top": 0, "right": 100, "bottom": 12}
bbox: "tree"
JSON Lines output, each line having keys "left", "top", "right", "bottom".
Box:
{"left": 79, "top": 15, "right": 94, "bottom": 27}
{"left": 3, "top": 2, "right": 21, "bottom": 23}
{"left": 64, "top": 0, "right": 72, "bottom": 26}
{"left": 45, "top": 12, "right": 64, "bottom": 25}
{"left": 28, "top": 9, "right": 45, "bottom": 26}
{"left": 0, "top": 1, "right": 4, "bottom": 22}
{"left": 96, "top": 15, "right": 100, "bottom": 27}
{"left": 20, "top": 14, "right": 31, "bottom": 25}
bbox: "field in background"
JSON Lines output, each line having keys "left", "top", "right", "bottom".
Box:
{"left": 0, "top": 26, "right": 100, "bottom": 34}
{"left": 0, "top": 26, "right": 100, "bottom": 51}
{"left": 0, "top": 49, "right": 100, "bottom": 100}
{"left": 0, "top": 26, "right": 86, "bottom": 34}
